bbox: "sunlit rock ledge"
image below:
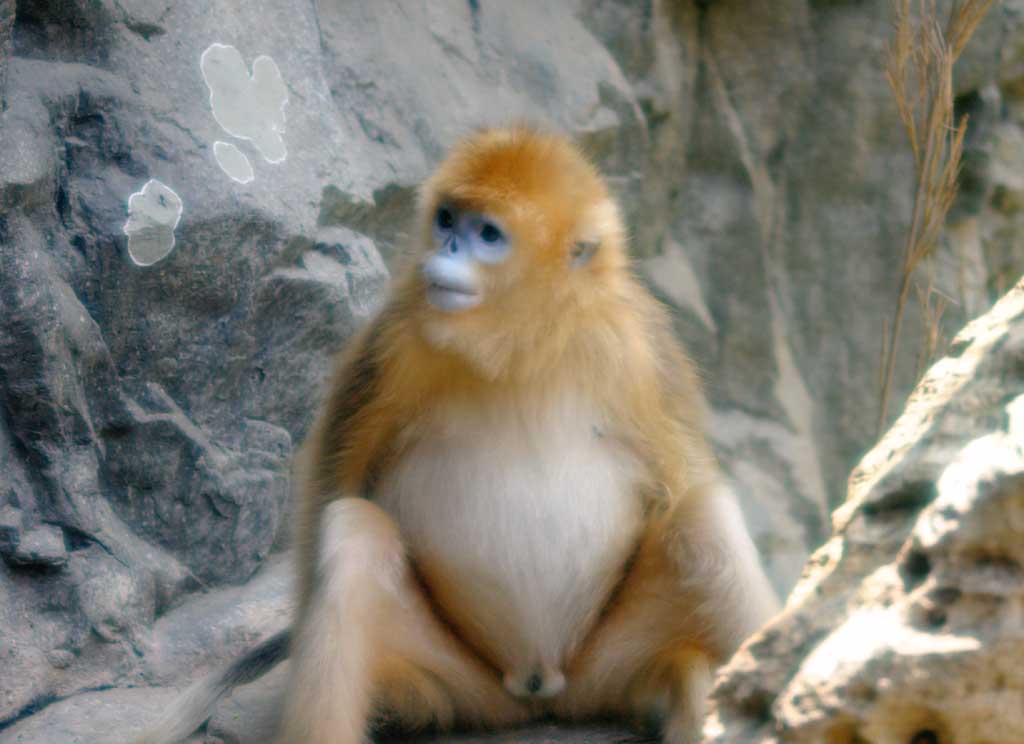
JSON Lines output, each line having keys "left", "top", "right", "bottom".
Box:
{"left": 705, "top": 280, "right": 1024, "bottom": 744}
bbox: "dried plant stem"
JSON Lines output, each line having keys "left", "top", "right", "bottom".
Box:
{"left": 915, "top": 276, "right": 951, "bottom": 375}
{"left": 877, "top": 0, "right": 992, "bottom": 435}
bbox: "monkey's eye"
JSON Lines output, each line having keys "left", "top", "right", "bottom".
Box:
{"left": 480, "top": 223, "right": 503, "bottom": 244}
{"left": 469, "top": 215, "right": 510, "bottom": 264}
{"left": 436, "top": 207, "right": 455, "bottom": 231}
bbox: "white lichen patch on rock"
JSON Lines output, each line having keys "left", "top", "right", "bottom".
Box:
{"left": 122, "top": 179, "right": 183, "bottom": 266}
{"left": 201, "top": 43, "right": 288, "bottom": 164}
{"left": 213, "top": 140, "right": 255, "bottom": 184}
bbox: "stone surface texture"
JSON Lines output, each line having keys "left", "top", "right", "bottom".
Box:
{"left": 705, "top": 281, "right": 1024, "bottom": 744}
{"left": 1, "top": 0, "right": 1023, "bottom": 742}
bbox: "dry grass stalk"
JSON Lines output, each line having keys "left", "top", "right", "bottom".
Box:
{"left": 877, "top": 0, "right": 993, "bottom": 435}
{"left": 915, "top": 276, "right": 952, "bottom": 376}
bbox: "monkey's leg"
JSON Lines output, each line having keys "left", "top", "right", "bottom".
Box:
{"left": 562, "top": 490, "right": 777, "bottom": 744}
{"left": 277, "top": 498, "right": 525, "bottom": 744}
{"left": 558, "top": 549, "right": 714, "bottom": 744}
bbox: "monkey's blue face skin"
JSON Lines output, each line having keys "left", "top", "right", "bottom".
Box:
{"left": 422, "top": 205, "right": 510, "bottom": 312}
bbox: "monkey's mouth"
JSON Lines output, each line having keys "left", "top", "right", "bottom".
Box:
{"left": 426, "top": 281, "right": 481, "bottom": 311}
{"left": 421, "top": 255, "right": 483, "bottom": 312}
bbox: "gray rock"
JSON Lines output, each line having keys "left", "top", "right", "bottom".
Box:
{"left": 0, "top": 0, "right": 11, "bottom": 111}
{"left": 103, "top": 383, "right": 290, "bottom": 586}
{"left": 0, "top": 687, "right": 203, "bottom": 744}
{"left": 7, "top": 525, "right": 66, "bottom": 568}
{"left": 139, "top": 553, "right": 292, "bottom": 686}
{"left": 0, "top": 506, "right": 21, "bottom": 556}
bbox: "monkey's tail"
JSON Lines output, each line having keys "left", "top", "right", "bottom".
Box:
{"left": 133, "top": 629, "right": 290, "bottom": 744}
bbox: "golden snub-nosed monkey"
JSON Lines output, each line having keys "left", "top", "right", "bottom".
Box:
{"left": 135, "top": 126, "right": 779, "bottom": 744}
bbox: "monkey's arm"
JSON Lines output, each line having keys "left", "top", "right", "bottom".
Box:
{"left": 291, "top": 304, "right": 408, "bottom": 617}
{"left": 645, "top": 315, "right": 779, "bottom": 655}
{"left": 279, "top": 305, "right": 440, "bottom": 744}
{"left": 660, "top": 485, "right": 780, "bottom": 659}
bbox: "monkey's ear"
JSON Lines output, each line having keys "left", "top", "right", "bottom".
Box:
{"left": 570, "top": 239, "right": 600, "bottom": 267}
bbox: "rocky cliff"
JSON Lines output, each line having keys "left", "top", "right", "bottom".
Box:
{"left": 1, "top": 1, "right": 1023, "bottom": 742}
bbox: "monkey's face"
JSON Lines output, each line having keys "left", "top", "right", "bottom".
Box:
{"left": 412, "top": 129, "right": 609, "bottom": 323}
{"left": 421, "top": 202, "right": 512, "bottom": 313}
{"left": 409, "top": 129, "right": 625, "bottom": 378}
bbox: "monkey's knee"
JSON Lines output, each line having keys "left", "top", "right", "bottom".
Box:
{"left": 663, "top": 657, "right": 711, "bottom": 744}
{"left": 317, "top": 498, "right": 407, "bottom": 598}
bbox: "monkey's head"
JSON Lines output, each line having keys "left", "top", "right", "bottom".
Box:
{"left": 408, "top": 127, "right": 628, "bottom": 380}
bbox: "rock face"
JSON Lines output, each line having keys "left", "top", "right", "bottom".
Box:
{"left": 1, "top": 0, "right": 1024, "bottom": 741}
{"left": 706, "top": 280, "right": 1024, "bottom": 744}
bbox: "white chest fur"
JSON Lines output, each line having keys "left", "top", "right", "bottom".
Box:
{"left": 375, "top": 393, "right": 642, "bottom": 694}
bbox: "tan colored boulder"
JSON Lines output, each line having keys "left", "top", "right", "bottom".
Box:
{"left": 706, "top": 280, "right": 1024, "bottom": 743}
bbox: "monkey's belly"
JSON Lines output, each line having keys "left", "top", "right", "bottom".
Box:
{"left": 375, "top": 400, "right": 642, "bottom": 697}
